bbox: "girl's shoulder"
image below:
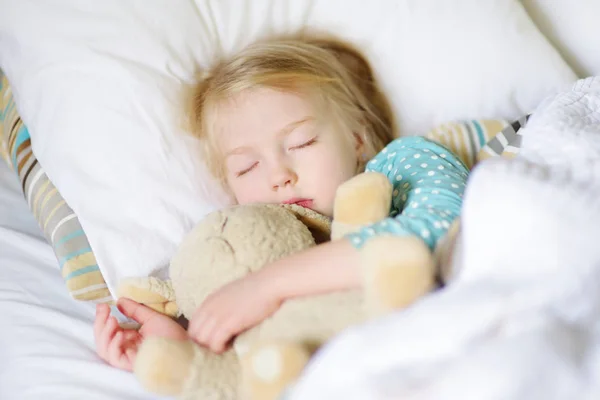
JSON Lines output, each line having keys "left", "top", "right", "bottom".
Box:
{"left": 368, "top": 135, "right": 468, "bottom": 172}
{"left": 378, "top": 135, "right": 445, "bottom": 154}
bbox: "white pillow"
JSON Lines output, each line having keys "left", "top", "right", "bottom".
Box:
{"left": 0, "top": 0, "right": 232, "bottom": 298}
{"left": 0, "top": 0, "right": 576, "bottom": 298}
{"left": 521, "top": 0, "right": 600, "bottom": 78}
{"left": 196, "top": 0, "right": 578, "bottom": 134}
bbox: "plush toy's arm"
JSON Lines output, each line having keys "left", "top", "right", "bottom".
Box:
{"left": 331, "top": 172, "right": 392, "bottom": 240}
{"left": 117, "top": 277, "right": 180, "bottom": 318}
{"left": 331, "top": 172, "right": 436, "bottom": 315}
{"left": 433, "top": 219, "right": 462, "bottom": 284}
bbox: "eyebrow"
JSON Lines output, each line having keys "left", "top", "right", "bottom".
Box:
{"left": 225, "top": 116, "right": 314, "bottom": 157}
{"left": 277, "top": 116, "right": 314, "bottom": 137}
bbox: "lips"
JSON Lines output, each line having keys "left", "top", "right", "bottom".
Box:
{"left": 283, "top": 198, "right": 314, "bottom": 209}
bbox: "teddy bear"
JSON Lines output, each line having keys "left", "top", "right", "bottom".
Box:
{"left": 117, "top": 171, "right": 436, "bottom": 400}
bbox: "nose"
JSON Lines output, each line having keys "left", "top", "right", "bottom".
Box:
{"left": 271, "top": 163, "right": 298, "bottom": 191}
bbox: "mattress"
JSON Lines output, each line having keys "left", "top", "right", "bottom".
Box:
{"left": 0, "top": 160, "right": 169, "bottom": 400}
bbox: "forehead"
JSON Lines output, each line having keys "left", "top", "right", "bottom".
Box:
{"left": 215, "top": 88, "right": 316, "bottom": 149}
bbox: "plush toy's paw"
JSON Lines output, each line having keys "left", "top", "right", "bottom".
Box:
{"left": 134, "top": 337, "right": 195, "bottom": 396}
{"left": 240, "top": 341, "right": 311, "bottom": 400}
{"left": 332, "top": 172, "right": 392, "bottom": 240}
{"left": 433, "top": 219, "right": 462, "bottom": 285}
{"left": 117, "top": 277, "right": 179, "bottom": 318}
{"left": 362, "top": 235, "right": 435, "bottom": 316}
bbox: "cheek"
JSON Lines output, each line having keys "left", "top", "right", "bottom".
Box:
{"left": 309, "top": 147, "right": 357, "bottom": 195}
{"left": 227, "top": 179, "right": 248, "bottom": 204}
{"left": 330, "top": 144, "right": 359, "bottom": 182}
{"left": 228, "top": 177, "right": 267, "bottom": 205}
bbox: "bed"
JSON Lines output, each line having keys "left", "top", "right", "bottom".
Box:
{"left": 1, "top": 1, "right": 599, "bottom": 399}
{"left": 0, "top": 161, "right": 167, "bottom": 400}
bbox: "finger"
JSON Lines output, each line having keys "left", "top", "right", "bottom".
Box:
{"left": 123, "top": 346, "right": 137, "bottom": 371}
{"left": 117, "top": 298, "right": 159, "bottom": 325}
{"left": 99, "top": 316, "right": 119, "bottom": 360}
{"left": 209, "top": 323, "right": 234, "bottom": 354}
{"left": 122, "top": 329, "right": 141, "bottom": 343}
{"left": 188, "top": 308, "right": 207, "bottom": 340}
{"left": 108, "top": 330, "right": 126, "bottom": 368}
{"left": 194, "top": 316, "right": 218, "bottom": 347}
{"left": 94, "top": 304, "right": 108, "bottom": 331}
{"left": 115, "top": 333, "right": 135, "bottom": 372}
{"left": 93, "top": 304, "right": 110, "bottom": 347}
{"left": 121, "top": 330, "right": 141, "bottom": 369}
{"left": 121, "top": 329, "right": 143, "bottom": 372}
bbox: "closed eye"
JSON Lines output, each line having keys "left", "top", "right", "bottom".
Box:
{"left": 291, "top": 138, "right": 317, "bottom": 150}
{"left": 236, "top": 162, "right": 258, "bottom": 177}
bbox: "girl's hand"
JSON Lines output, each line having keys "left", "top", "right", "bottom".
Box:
{"left": 188, "top": 240, "right": 362, "bottom": 354}
{"left": 94, "top": 298, "right": 188, "bottom": 371}
{"left": 188, "top": 272, "right": 282, "bottom": 354}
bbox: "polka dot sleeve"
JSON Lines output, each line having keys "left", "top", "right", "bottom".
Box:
{"left": 345, "top": 136, "right": 469, "bottom": 250}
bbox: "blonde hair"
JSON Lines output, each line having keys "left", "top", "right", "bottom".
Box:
{"left": 187, "top": 34, "right": 395, "bottom": 183}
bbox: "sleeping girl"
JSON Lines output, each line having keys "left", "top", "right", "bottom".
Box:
{"left": 94, "top": 35, "right": 469, "bottom": 370}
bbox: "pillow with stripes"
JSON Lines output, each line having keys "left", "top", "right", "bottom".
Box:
{"left": 424, "top": 119, "right": 510, "bottom": 170}
{"left": 0, "top": 74, "right": 111, "bottom": 303}
{"left": 477, "top": 115, "right": 530, "bottom": 162}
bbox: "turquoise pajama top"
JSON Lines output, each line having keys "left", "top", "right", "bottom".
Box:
{"left": 346, "top": 136, "right": 469, "bottom": 250}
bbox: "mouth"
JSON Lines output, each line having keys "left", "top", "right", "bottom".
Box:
{"left": 282, "top": 198, "right": 314, "bottom": 209}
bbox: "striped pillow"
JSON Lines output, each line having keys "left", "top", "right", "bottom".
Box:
{"left": 477, "top": 115, "right": 530, "bottom": 161}
{"left": 424, "top": 119, "right": 509, "bottom": 169}
{"left": 0, "top": 74, "right": 111, "bottom": 303}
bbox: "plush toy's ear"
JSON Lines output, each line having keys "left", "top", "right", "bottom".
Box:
{"left": 117, "top": 277, "right": 180, "bottom": 318}
{"left": 283, "top": 204, "right": 332, "bottom": 244}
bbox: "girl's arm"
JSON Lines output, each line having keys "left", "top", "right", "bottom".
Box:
{"left": 188, "top": 239, "right": 361, "bottom": 353}
{"left": 262, "top": 238, "right": 362, "bottom": 299}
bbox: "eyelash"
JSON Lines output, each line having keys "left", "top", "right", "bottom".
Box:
{"left": 234, "top": 138, "right": 316, "bottom": 177}
{"left": 236, "top": 162, "right": 258, "bottom": 177}
{"left": 291, "top": 137, "right": 317, "bottom": 150}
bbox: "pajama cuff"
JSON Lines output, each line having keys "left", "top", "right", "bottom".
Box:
{"left": 345, "top": 218, "right": 416, "bottom": 250}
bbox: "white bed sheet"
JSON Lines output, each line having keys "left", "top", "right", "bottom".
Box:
{"left": 0, "top": 161, "right": 169, "bottom": 400}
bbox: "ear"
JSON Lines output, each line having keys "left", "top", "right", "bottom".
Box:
{"left": 353, "top": 131, "right": 370, "bottom": 173}
{"left": 353, "top": 131, "right": 366, "bottom": 158}
{"left": 117, "top": 277, "right": 180, "bottom": 318}
{"left": 283, "top": 204, "right": 332, "bottom": 244}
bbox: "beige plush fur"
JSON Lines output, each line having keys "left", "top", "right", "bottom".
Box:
{"left": 118, "top": 172, "right": 439, "bottom": 400}
{"left": 331, "top": 172, "right": 393, "bottom": 238}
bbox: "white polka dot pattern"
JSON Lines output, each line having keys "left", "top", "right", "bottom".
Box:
{"left": 346, "top": 136, "right": 468, "bottom": 249}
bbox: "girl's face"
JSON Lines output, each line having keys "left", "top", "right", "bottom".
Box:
{"left": 215, "top": 88, "right": 362, "bottom": 217}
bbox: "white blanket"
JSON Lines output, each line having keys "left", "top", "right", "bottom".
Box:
{"left": 288, "top": 77, "right": 600, "bottom": 400}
